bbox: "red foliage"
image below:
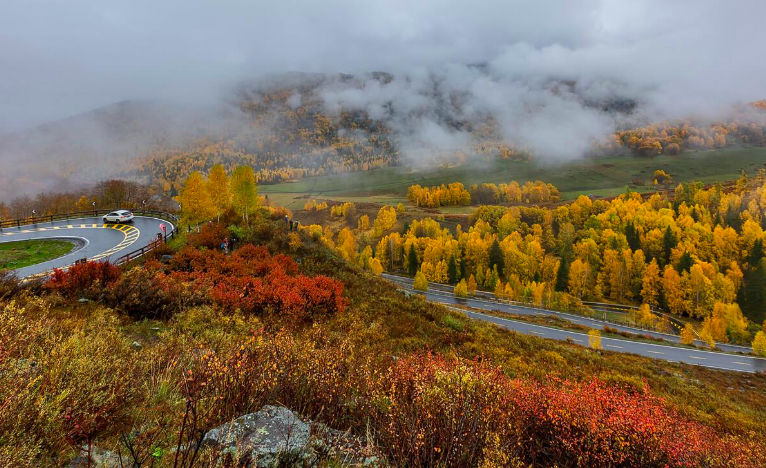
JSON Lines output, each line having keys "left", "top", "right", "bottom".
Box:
{"left": 187, "top": 222, "right": 230, "bottom": 250}
{"left": 211, "top": 272, "right": 346, "bottom": 319}
{"left": 169, "top": 244, "right": 347, "bottom": 321}
{"left": 370, "top": 353, "right": 764, "bottom": 468}
{"left": 45, "top": 261, "right": 121, "bottom": 297}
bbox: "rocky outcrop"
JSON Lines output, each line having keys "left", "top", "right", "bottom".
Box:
{"left": 68, "top": 446, "right": 120, "bottom": 468}
{"left": 203, "top": 405, "right": 311, "bottom": 466}
{"left": 202, "top": 405, "right": 379, "bottom": 467}
{"left": 69, "top": 405, "right": 379, "bottom": 467}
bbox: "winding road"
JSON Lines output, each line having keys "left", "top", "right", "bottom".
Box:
{"left": 2, "top": 218, "right": 763, "bottom": 373}
{"left": 0, "top": 216, "right": 171, "bottom": 278}
{"left": 383, "top": 274, "right": 766, "bottom": 373}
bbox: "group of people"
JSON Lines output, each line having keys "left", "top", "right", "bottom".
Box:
{"left": 285, "top": 215, "right": 299, "bottom": 232}
{"left": 220, "top": 236, "right": 236, "bottom": 254}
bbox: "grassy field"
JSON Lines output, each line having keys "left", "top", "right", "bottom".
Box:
{"left": 0, "top": 239, "right": 74, "bottom": 269}
{"left": 261, "top": 146, "right": 766, "bottom": 209}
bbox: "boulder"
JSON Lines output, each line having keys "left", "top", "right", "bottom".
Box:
{"left": 68, "top": 446, "right": 120, "bottom": 468}
{"left": 203, "top": 405, "right": 311, "bottom": 466}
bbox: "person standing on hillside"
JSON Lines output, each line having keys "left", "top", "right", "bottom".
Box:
{"left": 221, "top": 237, "right": 230, "bottom": 255}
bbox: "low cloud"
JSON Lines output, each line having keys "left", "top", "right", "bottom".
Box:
{"left": 0, "top": 0, "right": 764, "bottom": 198}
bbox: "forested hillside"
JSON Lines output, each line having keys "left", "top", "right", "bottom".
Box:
{"left": 3, "top": 72, "right": 766, "bottom": 203}
{"left": 2, "top": 192, "right": 765, "bottom": 467}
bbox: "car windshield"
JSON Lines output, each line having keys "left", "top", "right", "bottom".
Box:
{"left": 108, "top": 212, "right": 118, "bottom": 216}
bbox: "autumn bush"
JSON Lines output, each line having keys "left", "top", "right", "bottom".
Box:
{"left": 366, "top": 353, "right": 765, "bottom": 468}
{"left": 0, "top": 269, "right": 23, "bottom": 300}
{"left": 186, "top": 222, "right": 230, "bottom": 250}
{"left": 5, "top": 217, "right": 766, "bottom": 467}
{"left": 3, "top": 281, "right": 766, "bottom": 467}
{"left": 101, "top": 261, "right": 204, "bottom": 319}
{"left": 45, "top": 260, "right": 121, "bottom": 298}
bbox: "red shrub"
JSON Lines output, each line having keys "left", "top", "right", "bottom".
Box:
{"left": 169, "top": 243, "right": 347, "bottom": 321}
{"left": 187, "top": 222, "right": 230, "bottom": 250}
{"left": 45, "top": 261, "right": 121, "bottom": 298}
{"left": 211, "top": 272, "right": 346, "bottom": 321}
{"left": 368, "top": 353, "right": 764, "bottom": 468}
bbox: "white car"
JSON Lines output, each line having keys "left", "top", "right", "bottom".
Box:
{"left": 102, "top": 210, "right": 134, "bottom": 223}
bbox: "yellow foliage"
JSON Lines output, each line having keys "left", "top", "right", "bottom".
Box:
{"left": 454, "top": 280, "right": 468, "bottom": 298}
{"left": 680, "top": 323, "right": 697, "bottom": 345}
{"left": 413, "top": 272, "right": 429, "bottom": 291}
{"left": 588, "top": 329, "right": 602, "bottom": 350}
{"left": 753, "top": 331, "right": 766, "bottom": 357}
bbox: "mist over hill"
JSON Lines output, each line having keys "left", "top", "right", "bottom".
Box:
{"left": 1, "top": 0, "right": 765, "bottom": 202}
{"left": 2, "top": 68, "right": 766, "bottom": 203}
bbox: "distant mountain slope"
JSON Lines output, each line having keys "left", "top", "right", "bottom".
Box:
{"left": 1, "top": 71, "right": 764, "bottom": 203}
{"left": 0, "top": 100, "right": 238, "bottom": 200}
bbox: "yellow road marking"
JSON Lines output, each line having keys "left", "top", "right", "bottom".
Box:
{"left": 2, "top": 223, "right": 142, "bottom": 277}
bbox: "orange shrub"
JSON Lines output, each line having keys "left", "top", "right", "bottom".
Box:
{"left": 366, "top": 353, "right": 764, "bottom": 468}
{"left": 187, "top": 222, "right": 230, "bottom": 250}
{"left": 169, "top": 244, "right": 347, "bottom": 322}
{"left": 45, "top": 261, "right": 121, "bottom": 298}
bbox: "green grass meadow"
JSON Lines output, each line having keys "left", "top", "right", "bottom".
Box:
{"left": 261, "top": 146, "right": 766, "bottom": 209}
{"left": 0, "top": 239, "right": 75, "bottom": 270}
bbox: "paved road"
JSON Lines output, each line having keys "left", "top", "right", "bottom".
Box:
{"left": 0, "top": 216, "right": 172, "bottom": 277}
{"left": 383, "top": 274, "right": 752, "bottom": 355}
{"left": 383, "top": 274, "right": 766, "bottom": 373}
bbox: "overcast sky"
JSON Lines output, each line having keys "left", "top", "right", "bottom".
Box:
{"left": 1, "top": 0, "right": 765, "bottom": 133}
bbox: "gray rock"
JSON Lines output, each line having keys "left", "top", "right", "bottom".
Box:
{"left": 203, "top": 405, "right": 311, "bottom": 466}
{"left": 68, "top": 446, "right": 120, "bottom": 468}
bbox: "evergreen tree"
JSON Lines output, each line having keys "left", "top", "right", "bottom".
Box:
{"left": 662, "top": 226, "right": 677, "bottom": 266}
{"left": 488, "top": 239, "right": 505, "bottom": 275}
{"left": 747, "top": 238, "right": 764, "bottom": 267}
{"left": 447, "top": 255, "right": 458, "bottom": 284}
{"left": 625, "top": 221, "right": 641, "bottom": 251}
{"left": 555, "top": 255, "right": 570, "bottom": 292}
{"left": 407, "top": 244, "right": 419, "bottom": 276}
{"left": 459, "top": 256, "right": 466, "bottom": 281}
{"left": 740, "top": 258, "right": 766, "bottom": 323}
{"left": 676, "top": 251, "right": 694, "bottom": 273}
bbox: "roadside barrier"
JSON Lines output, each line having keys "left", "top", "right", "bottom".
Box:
{"left": 0, "top": 208, "right": 179, "bottom": 272}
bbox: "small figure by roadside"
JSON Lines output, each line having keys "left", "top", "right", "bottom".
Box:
{"left": 221, "top": 237, "right": 230, "bottom": 255}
